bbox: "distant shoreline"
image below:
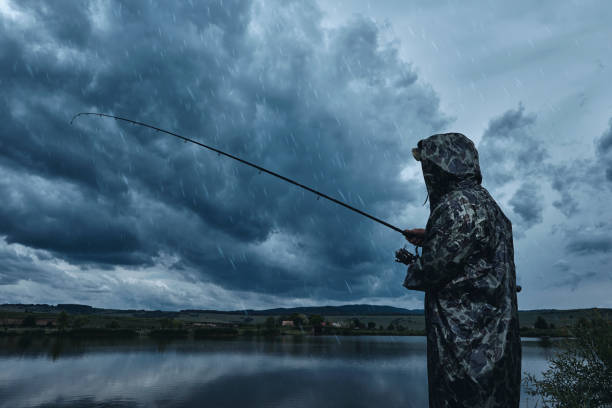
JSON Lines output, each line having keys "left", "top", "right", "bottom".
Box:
{"left": 3, "top": 303, "right": 608, "bottom": 340}
{"left": 0, "top": 327, "right": 572, "bottom": 340}
{"left": 2, "top": 303, "right": 610, "bottom": 316}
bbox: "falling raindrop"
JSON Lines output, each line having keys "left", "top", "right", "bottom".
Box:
{"left": 357, "top": 194, "right": 366, "bottom": 208}
{"left": 345, "top": 280, "right": 352, "bottom": 293}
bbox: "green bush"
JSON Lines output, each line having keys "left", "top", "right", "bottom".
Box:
{"left": 57, "top": 311, "right": 68, "bottom": 331}
{"left": 308, "top": 314, "right": 324, "bottom": 327}
{"left": 265, "top": 317, "right": 276, "bottom": 330}
{"left": 534, "top": 316, "right": 549, "bottom": 330}
{"left": 524, "top": 313, "right": 612, "bottom": 407}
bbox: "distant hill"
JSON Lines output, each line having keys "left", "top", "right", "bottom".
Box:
{"left": 0, "top": 303, "right": 423, "bottom": 316}
{"left": 184, "top": 304, "right": 425, "bottom": 316}
{"left": 2, "top": 304, "right": 610, "bottom": 320}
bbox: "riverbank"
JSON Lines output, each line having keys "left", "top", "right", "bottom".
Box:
{"left": 1, "top": 325, "right": 572, "bottom": 340}
{"left": 0, "top": 326, "right": 428, "bottom": 339}
{"left": 3, "top": 305, "right": 601, "bottom": 339}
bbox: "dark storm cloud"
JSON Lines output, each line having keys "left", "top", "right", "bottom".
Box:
{"left": 476, "top": 104, "right": 560, "bottom": 231}
{"left": 0, "top": 237, "right": 81, "bottom": 291}
{"left": 552, "top": 193, "right": 579, "bottom": 217}
{"left": 597, "top": 118, "right": 612, "bottom": 153}
{"left": 566, "top": 236, "right": 612, "bottom": 255}
{"left": 596, "top": 117, "right": 612, "bottom": 182}
{"left": 478, "top": 104, "right": 601, "bottom": 225}
{"left": 0, "top": 242, "right": 41, "bottom": 285}
{"left": 546, "top": 157, "right": 597, "bottom": 218}
{"left": 478, "top": 103, "right": 544, "bottom": 187}
{"left": 508, "top": 183, "right": 543, "bottom": 228}
{"left": 0, "top": 167, "right": 150, "bottom": 266}
{"left": 0, "top": 0, "right": 447, "bottom": 303}
{"left": 546, "top": 117, "right": 612, "bottom": 218}
{"left": 550, "top": 165, "right": 580, "bottom": 217}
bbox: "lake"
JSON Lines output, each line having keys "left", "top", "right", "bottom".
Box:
{"left": 0, "top": 336, "right": 555, "bottom": 407}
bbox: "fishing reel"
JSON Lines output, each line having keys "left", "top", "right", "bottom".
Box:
{"left": 394, "top": 246, "right": 419, "bottom": 265}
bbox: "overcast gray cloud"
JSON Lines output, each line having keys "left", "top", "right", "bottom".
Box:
{"left": 1, "top": 0, "right": 611, "bottom": 310}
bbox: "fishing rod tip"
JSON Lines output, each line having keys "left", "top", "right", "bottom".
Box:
{"left": 70, "top": 112, "right": 84, "bottom": 125}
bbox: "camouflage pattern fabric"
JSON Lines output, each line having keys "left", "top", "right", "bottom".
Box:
{"left": 403, "top": 133, "right": 521, "bottom": 408}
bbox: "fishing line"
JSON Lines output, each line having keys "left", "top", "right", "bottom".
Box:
{"left": 71, "top": 112, "right": 409, "bottom": 236}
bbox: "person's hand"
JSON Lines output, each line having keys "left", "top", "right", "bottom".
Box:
{"left": 403, "top": 228, "right": 425, "bottom": 246}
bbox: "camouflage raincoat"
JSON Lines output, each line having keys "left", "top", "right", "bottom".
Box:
{"left": 403, "top": 133, "right": 521, "bottom": 407}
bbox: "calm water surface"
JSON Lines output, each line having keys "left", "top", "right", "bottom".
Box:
{"left": 0, "top": 336, "right": 555, "bottom": 408}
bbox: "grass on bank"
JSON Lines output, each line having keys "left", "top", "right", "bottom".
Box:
{"left": 3, "top": 308, "right": 607, "bottom": 339}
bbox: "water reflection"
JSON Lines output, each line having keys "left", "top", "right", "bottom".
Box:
{"left": 0, "top": 336, "right": 553, "bottom": 408}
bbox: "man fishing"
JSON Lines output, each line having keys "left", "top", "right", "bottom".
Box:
{"left": 399, "top": 133, "right": 521, "bottom": 408}
{"left": 73, "top": 115, "right": 521, "bottom": 406}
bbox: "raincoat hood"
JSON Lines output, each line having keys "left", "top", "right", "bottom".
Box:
{"left": 415, "top": 133, "right": 482, "bottom": 209}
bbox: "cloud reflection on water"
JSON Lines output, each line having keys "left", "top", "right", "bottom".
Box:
{"left": 0, "top": 337, "right": 549, "bottom": 408}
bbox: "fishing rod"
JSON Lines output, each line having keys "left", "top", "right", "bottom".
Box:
{"left": 71, "top": 112, "right": 412, "bottom": 238}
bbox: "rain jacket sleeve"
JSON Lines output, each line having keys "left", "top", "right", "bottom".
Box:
{"left": 403, "top": 194, "right": 478, "bottom": 292}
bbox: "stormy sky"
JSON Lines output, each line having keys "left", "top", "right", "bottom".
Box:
{"left": 1, "top": 0, "right": 610, "bottom": 310}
